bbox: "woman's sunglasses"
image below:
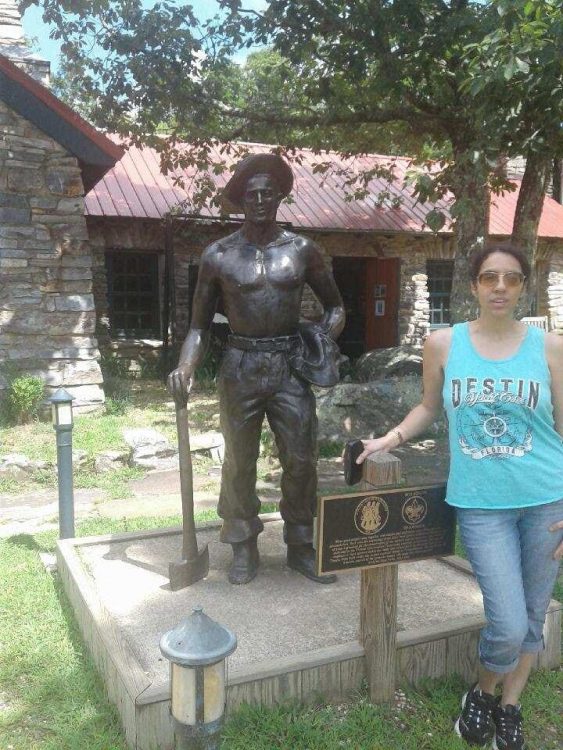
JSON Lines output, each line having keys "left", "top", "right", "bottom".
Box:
{"left": 477, "top": 271, "right": 526, "bottom": 288}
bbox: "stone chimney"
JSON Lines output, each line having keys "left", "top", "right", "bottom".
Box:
{"left": 0, "top": 1, "right": 50, "bottom": 85}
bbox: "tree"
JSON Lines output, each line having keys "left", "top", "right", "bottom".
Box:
{"left": 26, "top": 1, "right": 561, "bottom": 319}
{"left": 463, "top": 0, "right": 563, "bottom": 311}
{"left": 51, "top": 56, "right": 100, "bottom": 121}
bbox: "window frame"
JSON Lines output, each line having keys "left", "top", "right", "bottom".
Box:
{"left": 426, "top": 259, "right": 454, "bottom": 327}
{"left": 105, "top": 250, "right": 162, "bottom": 339}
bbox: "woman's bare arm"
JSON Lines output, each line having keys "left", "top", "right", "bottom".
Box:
{"left": 546, "top": 330, "right": 563, "bottom": 560}
{"left": 356, "top": 327, "right": 451, "bottom": 463}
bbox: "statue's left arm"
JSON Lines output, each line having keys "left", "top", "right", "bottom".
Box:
{"left": 303, "top": 239, "right": 345, "bottom": 339}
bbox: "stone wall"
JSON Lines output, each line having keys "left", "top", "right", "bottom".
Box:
{"left": 89, "top": 216, "right": 166, "bottom": 341}
{"left": 308, "top": 230, "right": 451, "bottom": 346}
{"left": 88, "top": 216, "right": 563, "bottom": 356}
{"left": 547, "top": 254, "right": 563, "bottom": 332}
{"left": 0, "top": 101, "right": 103, "bottom": 410}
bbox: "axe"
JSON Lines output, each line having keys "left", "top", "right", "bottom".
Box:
{"left": 169, "top": 391, "right": 209, "bottom": 590}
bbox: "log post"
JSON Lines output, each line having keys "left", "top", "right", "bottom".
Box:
{"left": 359, "top": 453, "right": 402, "bottom": 703}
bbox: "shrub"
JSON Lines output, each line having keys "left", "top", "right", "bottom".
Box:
{"left": 103, "top": 376, "right": 131, "bottom": 413}
{"left": 5, "top": 375, "right": 45, "bottom": 425}
{"left": 138, "top": 356, "right": 163, "bottom": 380}
{"left": 100, "top": 353, "right": 132, "bottom": 408}
{"left": 105, "top": 395, "right": 130, "bottom": 416}
{"left": 318, "top": 440, "right": 344, "bottom": 459}
{"left": 99, "top": 352, "right": 130, "bottom": 379}
{"left": 195, "top": 340, "right": 222, "bottom": 386}
{"left": 260, "top": 427, "right": 278, "bottom": 458}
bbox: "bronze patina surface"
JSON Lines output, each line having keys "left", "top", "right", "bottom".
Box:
{"left": 168, "top": 155, "right": 345, "bottom": 584}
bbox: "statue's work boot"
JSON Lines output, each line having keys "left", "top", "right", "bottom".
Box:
{"left": 287, "top": 544, "right": 337, "bottom": 584}
{"left": 228, "top": 538, "right": 259, "bottom": 585}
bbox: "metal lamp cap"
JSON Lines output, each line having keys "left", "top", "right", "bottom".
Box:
{"left": 50, "top": 387, "right": 74, "bottom": 405}
{"left": 160, "top": 607, "right": 237, "bottom": 667}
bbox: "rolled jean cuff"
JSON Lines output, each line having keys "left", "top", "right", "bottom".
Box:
{"left": 520, "top": 635, "right": 545, "bottom": 655}
{"left": 480, "top": 635, "right": 544, "bottom": 673}
{"left": 479, "top": 652, "right": 520, "bottom": 675}
{"left": 220, "top": 516, "right": 264, "bottom": 544}
{"left": 283, "top": 522, "right": 314, "bottom": 545}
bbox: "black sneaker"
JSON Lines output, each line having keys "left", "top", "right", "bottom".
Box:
{"left": 454, "top": 682, "right": 496, "bottom": 746}
{"left": 493, "top": 701, "right": 526, "bottom": 750}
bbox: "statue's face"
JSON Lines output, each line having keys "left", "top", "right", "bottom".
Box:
{"left": 242, "top": 174, "right": 280, "bottom": 224}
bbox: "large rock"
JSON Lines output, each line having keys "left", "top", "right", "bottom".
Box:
{"left": 316, "top": 377, "right": 446, "bottom": 444}
{"left": 355, "top": 346, "right": 423, "bottom": 381}
{"left": 0, "top": 453, "right": 50, "bottom": 477}
{"left": 123, "top": 428, "right": 179, "bottom": 471}
{"left": 72, "top": 449, "right": 88, "bottom": 468}
{"left": 94, "top": 450, "right": 129, "bottom": 473}
{"left": 190, "top": 431, "right": 225, "bottom": 462}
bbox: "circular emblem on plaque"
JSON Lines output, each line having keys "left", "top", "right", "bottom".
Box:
{"left": 354, "top": 495, "right": 389, "bottom": 535}
{"left": 402, "top": 495, "right": 427, "bottom": 526}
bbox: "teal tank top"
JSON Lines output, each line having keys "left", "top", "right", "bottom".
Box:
{"left": 443, "top": 322, "right": 563, "bottom": 509}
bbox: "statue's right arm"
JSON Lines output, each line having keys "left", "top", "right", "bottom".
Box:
{"left": 167, "top": 248, "right": 220, "bottom": 401}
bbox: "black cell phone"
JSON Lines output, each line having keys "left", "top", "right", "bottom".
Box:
{"left": 343, "top": 439, "right": 364, "bottom": 486}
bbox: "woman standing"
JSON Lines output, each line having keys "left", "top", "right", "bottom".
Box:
{"left": 357, "top": 245, "right": 563, "bottom": 750}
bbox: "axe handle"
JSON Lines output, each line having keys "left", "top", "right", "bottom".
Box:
{"left": 175, "top": 400, "right": 199, "bottom": 561}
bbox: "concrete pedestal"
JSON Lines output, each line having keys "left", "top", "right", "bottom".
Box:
{"left": 56, "top": 515, "right": 561, "bottom": 750}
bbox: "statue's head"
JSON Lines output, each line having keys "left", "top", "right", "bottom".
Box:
{"left": 222, "top": 153, "right": 293, "bottom": 218}
{"left": 242, "top": 173, "right": 280, "bottom": 225}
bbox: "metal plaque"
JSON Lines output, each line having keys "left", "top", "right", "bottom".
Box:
{"left": 316, "top": 483, "right": 454, "bottom": 574}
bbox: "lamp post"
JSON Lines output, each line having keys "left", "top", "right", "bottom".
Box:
{"left": 50, "top": 387, "right": 75, "bottom": 539}
{"left": 160, "top": 607, "right": 237, "bottom": 750}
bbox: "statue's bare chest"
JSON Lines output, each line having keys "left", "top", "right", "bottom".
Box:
{"left": 220, "top": 243, "right": 305, "bottom": 294}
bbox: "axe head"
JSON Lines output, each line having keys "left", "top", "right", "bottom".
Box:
{"left": 169, "top": 544, "right": 210, "bottom": 591}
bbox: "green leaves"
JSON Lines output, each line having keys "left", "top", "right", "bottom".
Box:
{"left": 425, "top": 208, "right": 447, "bottom": 233}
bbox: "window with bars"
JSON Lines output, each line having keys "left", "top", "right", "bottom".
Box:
{"left": 105, "top": 251, "right": 161, "bottom": 338}
{"left": 427, "top": 259, "right": 453, "bottom": 326}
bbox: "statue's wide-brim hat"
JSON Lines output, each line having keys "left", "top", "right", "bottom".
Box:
{"left": 222, "top": 153, "right": 294, "bottom": 211}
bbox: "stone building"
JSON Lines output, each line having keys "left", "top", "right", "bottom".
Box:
{"left": 1, "top": 2, "right": 562, "bottom": 404}
{"left": 0, "top": 53, "right": 121, "bottom": 409}
{"left": 85, "top": 143, "right": 563, "bottom": 365}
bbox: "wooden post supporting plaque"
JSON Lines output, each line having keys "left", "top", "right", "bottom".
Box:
{"left": 359, "top": 453, "right": 402, "bottom": 703}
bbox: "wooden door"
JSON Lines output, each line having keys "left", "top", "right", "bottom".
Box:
{"left": 364, "top": 258, "right": 400, "bottom": 349}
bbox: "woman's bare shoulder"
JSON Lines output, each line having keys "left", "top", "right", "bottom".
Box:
{"left": 423, "top": 326, "right": 453, "bottom": 368}
{"left": 425, "top": 326, "right": 453, "bottom": 351}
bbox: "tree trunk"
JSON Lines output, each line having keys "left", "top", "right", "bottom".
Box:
{"left": 551, "top": 158, "right": 561, "bottom": 205}
{"left": 511, "top": 150, "right": 551, "bottom": 316}
{"left": 448, "top": 152, "right": 490, "bottom": 323}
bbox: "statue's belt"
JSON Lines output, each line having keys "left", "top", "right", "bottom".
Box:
{"left": 227, "top": 334, "right": 300, "bottom": 353}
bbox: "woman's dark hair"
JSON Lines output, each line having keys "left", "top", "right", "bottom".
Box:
{"left": 469, "top": 244, "right": 531, "bottom": 283}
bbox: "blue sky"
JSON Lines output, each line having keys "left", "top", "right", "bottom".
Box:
{"left": 22, "top": 1, "right": 266, "bottom": 72}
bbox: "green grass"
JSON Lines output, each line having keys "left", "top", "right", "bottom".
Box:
{"left": 0, "top": 531, "right": 127, "bottom": 750}
{"left": 222, "top": 672, "right": 562, "bottom": 749}
{"left": 0, "top": 380, "right": 221, "bottom": 497}
{"left": 0, "top": 515, "right": 561, "bottom": 750}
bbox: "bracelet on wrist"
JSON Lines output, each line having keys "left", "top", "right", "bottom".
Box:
{"left": 388, "top": 427, "right": 404, "bottom": 446}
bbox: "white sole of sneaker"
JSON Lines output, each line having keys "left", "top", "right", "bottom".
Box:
{"left": 453, "top": 691, "right": 468, "bottom": 739}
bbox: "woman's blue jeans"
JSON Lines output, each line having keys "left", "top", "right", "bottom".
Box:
{"left": 457, "top": 499, "right": 563, "bottom": 674}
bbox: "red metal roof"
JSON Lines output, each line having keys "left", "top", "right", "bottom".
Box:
{"left": 85, "top": 141, "right": 563, "bottom": 238}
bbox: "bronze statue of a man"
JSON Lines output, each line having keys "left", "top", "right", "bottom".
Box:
{"left": 168, "top": 154, "right": 345, "bottom": 585}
